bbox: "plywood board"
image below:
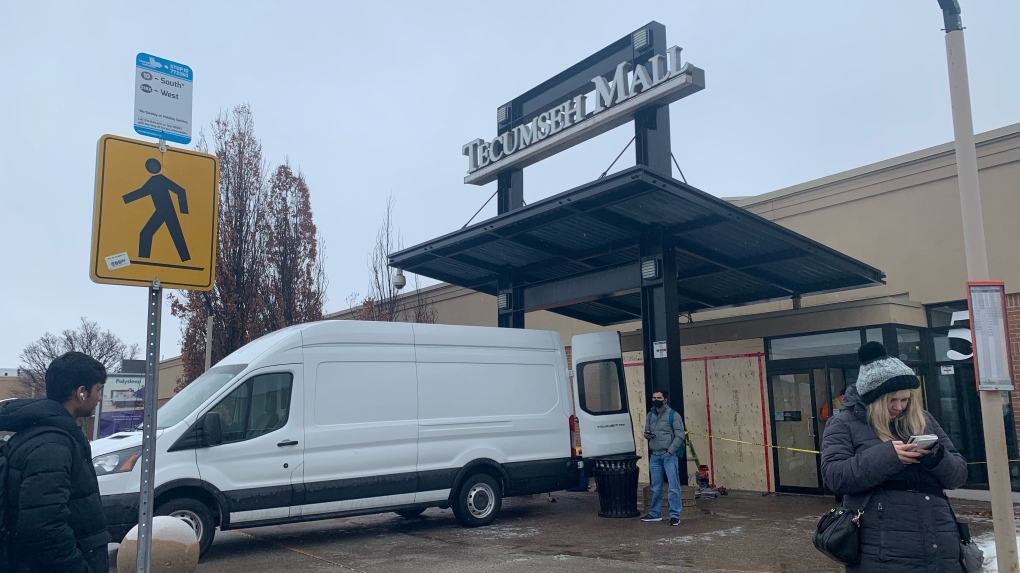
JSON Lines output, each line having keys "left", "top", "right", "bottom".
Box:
{"left": 682, "top": 359, "right": 709, "bottom": 482}
{"left": 704, "top": 354, "right": 770, "bottom": 491}
{"left": 621, "top": 340, "right": 772, "bottom": 493}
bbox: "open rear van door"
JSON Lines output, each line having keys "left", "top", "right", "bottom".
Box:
{"left": 570, "top": 332, "right": 636, "bottom": 458}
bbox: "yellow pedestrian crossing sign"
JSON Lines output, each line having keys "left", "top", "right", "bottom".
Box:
{"left": 90, "top": 134, "right": 219, "bottom": 290}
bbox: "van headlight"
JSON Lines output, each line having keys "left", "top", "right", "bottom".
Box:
{"left": 93, "top": 447, "right": 142, "bottom": 476}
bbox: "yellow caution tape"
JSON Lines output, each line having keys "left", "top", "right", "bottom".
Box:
{"left": 685, "top": 430, "right": 820, "bottom": 455}
{"left": 684, "top": 430, "right": 1020, "bottom": 465}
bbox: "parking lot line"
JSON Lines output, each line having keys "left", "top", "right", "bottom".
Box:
{"left": 231, "top": 530, "right": 366, "bottom": 573}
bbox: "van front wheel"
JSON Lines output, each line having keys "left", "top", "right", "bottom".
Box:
{"left": 454, "top": 474, "right": 502, "bottom": 527}
{"left": 155, "top": 497, "right": 216, "bottom": 555}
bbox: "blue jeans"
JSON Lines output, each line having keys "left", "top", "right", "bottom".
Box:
{"left": 649, "top": 453, "right": 682, "bottom": 519}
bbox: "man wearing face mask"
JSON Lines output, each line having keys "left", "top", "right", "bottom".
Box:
{"left": 641, "top": 390, "right": 685, "bottom": 526}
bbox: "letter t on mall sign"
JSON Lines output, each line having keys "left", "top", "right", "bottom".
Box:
{"left": 90, "top": 134, "right": 219, "bottom": 290}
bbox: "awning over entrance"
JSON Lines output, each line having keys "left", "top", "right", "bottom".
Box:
{"left": 390, "top": 166, "right": 885, "bottom": 326}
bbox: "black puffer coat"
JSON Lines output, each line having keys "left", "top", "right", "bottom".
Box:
{"left": 820, "top": 385, "right": 969, "bottom": 573}
{"left": 0, "top": 399, "right": 111, "bottom": 573}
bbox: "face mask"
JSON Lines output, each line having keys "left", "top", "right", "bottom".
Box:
{"left": 652, "top": 400, "right": 664, "bottom": 408}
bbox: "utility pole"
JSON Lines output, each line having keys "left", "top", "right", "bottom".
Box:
{"left": 937, "top": 2, "right": 1019, "bottom": 571}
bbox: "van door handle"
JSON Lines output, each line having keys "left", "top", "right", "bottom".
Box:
{"left": 277, "top": 440, "right": 299, "bottom": 447}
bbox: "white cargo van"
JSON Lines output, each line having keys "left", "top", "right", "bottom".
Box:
{"left": 94, "top": 321, "right": 635, "bottom": 554}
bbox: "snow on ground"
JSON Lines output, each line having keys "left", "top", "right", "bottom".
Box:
{"left": 973, "top": 531, "right": 1020, "bottom": 572}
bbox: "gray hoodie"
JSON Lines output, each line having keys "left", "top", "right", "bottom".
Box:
{"left": 643, "top": 404, "right": 685, "bottom": 455}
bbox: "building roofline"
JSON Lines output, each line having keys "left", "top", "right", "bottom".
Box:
{"left": 681, "top": 292, "right": 921, "bottom": 331}
{"left": 326, "top": 280, "right": 457, "bottom": 320}
{"left": 735, "top": 122, "right": 1020, "bottom": 209}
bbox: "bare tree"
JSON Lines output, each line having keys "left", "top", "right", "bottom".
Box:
{"left": 348, "top": 195, "right": 437, "bottom": 324}
{"left": 18, "top": 317, "right": 139, "bottom": 397}
{"left": 262, "top": 161, "right": 328, "bottom": 331}
{"left": 171, "top": 104, "right": 272, "bottom": 390}
{"left": 171, "top": 105, "right": 328, "bottom": 391}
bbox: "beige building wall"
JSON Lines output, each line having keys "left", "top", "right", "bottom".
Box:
{"left": 338, "top": 283, "right": 637, "bottom": 341}
{"left": 158, "top": 356, "right": 182, "bottom": 407}
{"left": 741, "top": 123, "right": 1019, "bottom": 309}
{"left": 154, "top": 356, "right": 184, "bottom": 407}
{"left": 0, "top": 375, "right": 23, "bottom": 401}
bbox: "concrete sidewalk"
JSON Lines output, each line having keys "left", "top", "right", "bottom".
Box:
{"left": 111, "top": 489, "right": 1010, "bottom": 572}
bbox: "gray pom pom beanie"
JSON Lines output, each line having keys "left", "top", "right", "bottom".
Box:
{"left": 854, "top": 341, "right": 919, "bottom": 404}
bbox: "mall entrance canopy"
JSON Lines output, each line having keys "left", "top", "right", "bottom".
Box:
{"left": 389, "top": 22, "right": 884, "bottom": 483}
{"left": 390, "top": 165, "right": 884, "bottom": 326}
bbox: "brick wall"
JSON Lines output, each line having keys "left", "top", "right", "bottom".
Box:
{"left": 1007, "top": 293, "right": 1020, "bottom": 442}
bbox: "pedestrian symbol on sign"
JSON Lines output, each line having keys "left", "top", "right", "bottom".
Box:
{"left": 123, "top": 158, "right": 191, "bottom": 262}
{"left": 91, "top": 134, "right": 218, "bottom": 290}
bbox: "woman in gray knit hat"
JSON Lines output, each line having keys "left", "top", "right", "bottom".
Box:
{"left": 820, "top": 341, "right": 969, "bottom": 573}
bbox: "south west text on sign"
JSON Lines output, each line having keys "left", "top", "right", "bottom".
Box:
{"left": 133, "top": 53, "right": 194, "bottom": 145}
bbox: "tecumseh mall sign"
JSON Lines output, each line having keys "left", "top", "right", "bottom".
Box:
{"left": 461, "top": 45, "right": 704, "bottom": 185}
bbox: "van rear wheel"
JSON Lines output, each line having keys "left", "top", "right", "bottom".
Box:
{"left": 453, "top": 474, "right": 501, "bottom": 527}
{"left": 155, "top": 497, "right": 216, "bottom": 556}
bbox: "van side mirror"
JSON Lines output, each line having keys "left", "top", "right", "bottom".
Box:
{"left": 202, "top": 411, "right": 222, "bottom": 447}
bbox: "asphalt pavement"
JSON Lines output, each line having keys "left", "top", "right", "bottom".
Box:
{"left": 109, "top": 490, "right": 1005, "bottom": 573}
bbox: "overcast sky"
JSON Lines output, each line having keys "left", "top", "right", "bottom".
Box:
{"left": 1, "top": 1, "right": 1018, "bottom": 368}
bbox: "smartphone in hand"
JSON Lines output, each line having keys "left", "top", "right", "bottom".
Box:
{"left": 908, "top": 434, "right": 938, "bottom": 449}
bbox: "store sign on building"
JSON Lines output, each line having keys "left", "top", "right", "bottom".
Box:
{"left": 462, "top": 45, "right": 704, "bottom": 185}
{"left": 99, "top": 373, "right": 146, "bottom": 437}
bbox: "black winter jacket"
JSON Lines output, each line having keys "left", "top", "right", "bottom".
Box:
{"left": 0, "top": 399, "right": 111, "bottom": 573}
{"left": 820, "top": 385, "right": 969, "bottom": 573}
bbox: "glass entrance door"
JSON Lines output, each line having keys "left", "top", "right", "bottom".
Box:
{"left": 771, "top": 371, "right": 822, "bottom": 492}
{"left": 771, "top": 367, "right": 856, "bottom": 493}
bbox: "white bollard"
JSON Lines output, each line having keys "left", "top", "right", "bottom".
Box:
{"left": 117, "top": 516, "right": 200, "bottom": 573}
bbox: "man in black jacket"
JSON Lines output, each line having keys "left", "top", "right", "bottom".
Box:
{"left": 1, "top": 352, "right": 112, "bottom": 573}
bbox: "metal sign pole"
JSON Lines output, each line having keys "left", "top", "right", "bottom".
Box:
{"left": 135, "top": 279, "right": 162, "bottom": 573}
{"left": 938, "top": 2, "right": 1020, "bottom": 570}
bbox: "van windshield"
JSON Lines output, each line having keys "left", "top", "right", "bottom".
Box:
{"left": 157, "top": 364, "right": 248, "bottom": 429}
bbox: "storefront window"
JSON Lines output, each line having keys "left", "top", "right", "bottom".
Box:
{"left": 768, "top": 330, "right": 862, "bottom": 360}
{"left": 928, "top": 302, "right": 969, "bottom": 328}
{"left": 866, "top": 328, "right": 883, "bottom": 344}
{"left": 932, "top": 331, "right": 973, "bottom": 364}
{"left": 896, "top": 328, "right": 923, "bottom": 362}
{"left": 935, "top": 370, "right": 965, "bottom": 450}
{"left": 926, "top": 300, "right": 1020, "bottom": 490}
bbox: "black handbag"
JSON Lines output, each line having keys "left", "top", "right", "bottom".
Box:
{"left": 948, "top": 504, "right": 985, "bottom": 572}
{"left": 813, "top": 491, "right": 873, "bottom": 564}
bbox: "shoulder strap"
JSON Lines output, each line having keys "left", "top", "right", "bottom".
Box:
{"left": 6, "top": 426, "right": 80, "bottom": 464}
{"left": 944, "top": 501, "right": 972, "bottom": 542}
{"left": 843, "top": 490, "right": 875, "bottom": 513}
